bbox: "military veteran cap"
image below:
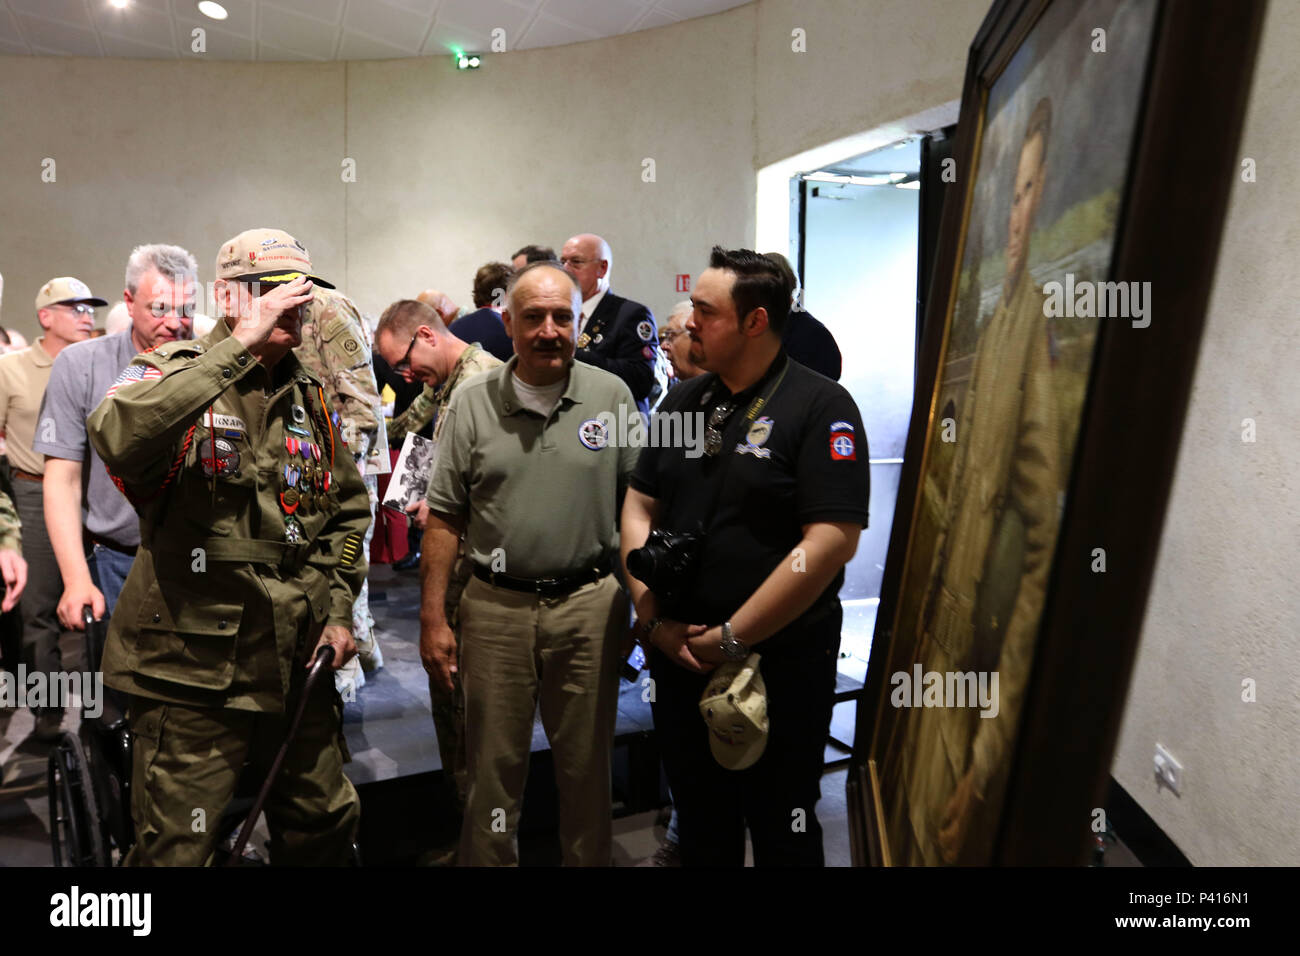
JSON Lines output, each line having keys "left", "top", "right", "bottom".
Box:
{"left": 35, "top": 276, "right": 108, "bottom": 311}
{"left": 698, "top": 653, "right": 769, "bottom": 771}
{"left": 215, "top": 228, "right": 335, "bottom": 289}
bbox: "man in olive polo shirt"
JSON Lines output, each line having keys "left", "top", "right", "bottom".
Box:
{"left": 423, "top": 261, "right": 638, "bottom": 866}
{"left": 0, "top": 276, "right": 103, "bottom": 739}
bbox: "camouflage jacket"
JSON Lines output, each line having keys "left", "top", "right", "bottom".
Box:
{"left": 297, "top": 289, "right": 384, "bottom": 474}
{"left": 0, "top": 488, "right": 19, "bottom": 551}
{"left": 387, "top": 344, "right": 501, "bottom": 444}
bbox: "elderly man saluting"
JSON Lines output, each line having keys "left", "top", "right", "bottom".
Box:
{"left": 422, "top": 261, "right": 638, "bottom": 866}
{"left": 87, "top": 229, "right": 371, "bottom": 866}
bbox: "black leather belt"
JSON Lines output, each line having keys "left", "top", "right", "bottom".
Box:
{"left": 88, "top": 533, "right": 138, "bottom": 557}
{"left": 473, "top": 562, "right": 609, "bottom": 597}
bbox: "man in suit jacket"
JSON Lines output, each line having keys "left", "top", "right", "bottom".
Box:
{"left": 448, "top": 261, "right": 515, "bottom": 363}
{"left": 561, "top": 233, "right": 667, "bottom": 417}
{"left": 764, "top": 252, "right": 843, "bottom": 381}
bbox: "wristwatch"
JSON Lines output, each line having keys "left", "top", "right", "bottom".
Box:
{"left": 638, "top": 617, "right": 662, "bottom": 644}
{"left": 719, "top": 621, "right": 747, "bottom": 661}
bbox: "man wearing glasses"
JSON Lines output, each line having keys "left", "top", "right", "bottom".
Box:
{"left": 372, "top": 297, "right": 501, "bottom": 862}
{"left": 36, "top": 246, "right": 198, "bottom": 658}
{"left": 621, "top": 247, "right": 870, "bottom": 866}
{"left": 659, "top": 300, "right": 703, "bottom": 386}
{"left": 0, "top": 276, "right": 104, "bottom": 740}
{"left": 561, "top": 233, "right": 668, "bottom": 417}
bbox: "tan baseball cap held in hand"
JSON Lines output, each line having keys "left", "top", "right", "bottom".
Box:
{"left": 699, "top": 652, "right": 769, "bottom": 771}
{"left": 215, "top": 228, "right": 335, "bottom": 289}
{"left": 35, "top": 276, "right": 108, "bottom": 311}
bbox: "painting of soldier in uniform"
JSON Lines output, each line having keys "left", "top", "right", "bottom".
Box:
{"left": 871, "top": 0, "right": 1159, "bottom": 865}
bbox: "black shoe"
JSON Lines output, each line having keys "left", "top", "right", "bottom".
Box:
{"left": 392, "top": 551, "right": 421, "bottom": 571}
{"left": 33, "top": 709, "right": 64, "bottom": 743}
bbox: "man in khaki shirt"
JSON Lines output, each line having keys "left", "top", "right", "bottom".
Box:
{"left": 0, "top": 277, "right": 102, "bottom": 739}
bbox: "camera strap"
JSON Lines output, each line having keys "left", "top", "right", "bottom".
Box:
{"left": 697, "top": 354, "right": 790, "bottom": 532}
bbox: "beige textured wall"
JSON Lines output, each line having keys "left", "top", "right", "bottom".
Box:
{"left": 0, "top": 0, "right": 979, "bottom": 334}
{"left": 754, "top": 0, "right": 985, "bottom": 167}
{"left": 0, "top": 57, "right": 348, "bottom": 330}
{"left": 342, "top": 6, "right": 757, "bottom": 320}
{"left": 1111, "top": 0, "right": 1300, "bottom": 865}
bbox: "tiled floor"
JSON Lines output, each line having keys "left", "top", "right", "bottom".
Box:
{"left": 0, "top": 566, "right": 1138, "bottom": 867}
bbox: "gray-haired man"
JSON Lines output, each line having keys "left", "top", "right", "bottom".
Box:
{"left": 36, "top": 244, "right": 198, "bottom": 635}
{"left": 423, "top": 261, "right": 639, "bottom": 866}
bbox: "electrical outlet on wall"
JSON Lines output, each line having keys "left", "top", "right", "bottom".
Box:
{"left": 1154, "top": 743, "right": 1183, "bottom": 795}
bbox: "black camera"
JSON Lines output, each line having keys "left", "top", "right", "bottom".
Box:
{"left": 626, "top": 528, "right": 701, "bottom": 611}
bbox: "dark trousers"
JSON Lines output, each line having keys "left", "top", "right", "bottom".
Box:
{"left": 649, "top": 607, "right": 841, "bottom": 866}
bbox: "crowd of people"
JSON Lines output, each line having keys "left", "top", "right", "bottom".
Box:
{"left": 0, "top": 228, "right": 866, "bottom": 867}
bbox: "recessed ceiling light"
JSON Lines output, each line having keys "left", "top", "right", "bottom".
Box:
{"left": 197, "top": 1, "right": 228, "bottom": 20}
{"left": 110, "top": 0, "right": 128, "bottom": 9}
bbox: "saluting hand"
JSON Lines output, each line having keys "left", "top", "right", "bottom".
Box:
{"left": 232, "top": 276, "right": 314, "bottom": 353}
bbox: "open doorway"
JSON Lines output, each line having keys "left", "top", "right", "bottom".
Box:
{"left": 776, "top": 126, "right": 955, "bottom": 759}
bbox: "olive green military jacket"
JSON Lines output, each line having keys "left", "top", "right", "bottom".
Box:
{"left": 86, "top": 318, "right": 372, "bottom": 712}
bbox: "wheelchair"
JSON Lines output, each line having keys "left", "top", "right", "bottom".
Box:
{"left": 47, "top": 608, "right": 131, "bottom": 866}
{"left": 47, "top": 608, "right": 342, "bottom": 866}
{"left": 47, "top": 608, "right": 254, "bottom": 867}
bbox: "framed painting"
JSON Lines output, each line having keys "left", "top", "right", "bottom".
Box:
{"left": 848, "top": 0, "right": 1266, "bottom": 865}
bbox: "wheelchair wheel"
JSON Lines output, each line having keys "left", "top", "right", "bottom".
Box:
{"left": 48, "top": 731, "right": 109, "bottom": 867}
{"left": 86, "top": 723, "right": 134, "bottom": 861}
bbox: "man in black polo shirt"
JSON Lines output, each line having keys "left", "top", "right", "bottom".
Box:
{"left": 621, "top": 246, "right": 870, "bottom": 866}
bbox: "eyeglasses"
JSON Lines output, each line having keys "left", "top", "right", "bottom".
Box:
{"left": 704, "top": 401, "right": 736, "bottom": 456}
{"left": 660, "top": 330, "right": 684, "bottom": 343}
{"left": 393, "top": 331, "right": 419, "bottom": 373}
{"left": 54, "top": 303, "right": 95, "bottom": 316}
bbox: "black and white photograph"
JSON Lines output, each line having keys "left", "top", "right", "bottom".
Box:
{"left": 380, "top": 432, "right": 434, "bottom": 517}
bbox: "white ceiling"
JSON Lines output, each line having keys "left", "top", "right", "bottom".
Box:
{"left": 0, "top": 0, "right": 751, "bottom": 61}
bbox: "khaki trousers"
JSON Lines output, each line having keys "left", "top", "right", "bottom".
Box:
{"left": 457, "top": 572, "right": 625, "bottom": 866}
{"left": 125, "top": 680, "right": 359, "bottom": 866}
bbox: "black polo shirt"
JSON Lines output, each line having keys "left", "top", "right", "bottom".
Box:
{"left": 630, "top": 349, "right": 869, "bottom": 631}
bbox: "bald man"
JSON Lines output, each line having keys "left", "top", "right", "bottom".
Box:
{"left": 417, "top": 289, "right": 469, "bottom": 326}
{"left": 561, "top": 233, "right": 667, "bottom": 417}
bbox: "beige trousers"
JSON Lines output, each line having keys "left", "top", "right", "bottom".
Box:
{"left": 457, "top": 572, "right": 626, "bottom": 866}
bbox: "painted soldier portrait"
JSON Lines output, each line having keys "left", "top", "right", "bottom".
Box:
{"left": 874, "top": 0, "right": 1159, "bottom": 865}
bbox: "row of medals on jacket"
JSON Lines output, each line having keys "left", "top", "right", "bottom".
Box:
{"left": 280, "top": 402, "right": 331, "bottom": 544}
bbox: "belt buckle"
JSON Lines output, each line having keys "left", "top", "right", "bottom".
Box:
{"left": 536, "top": 576, "right": 561, "bottom": 595}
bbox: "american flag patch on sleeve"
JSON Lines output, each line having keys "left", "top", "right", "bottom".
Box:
{"left": 105, "top": 364, "right": 163, "bottom": 398}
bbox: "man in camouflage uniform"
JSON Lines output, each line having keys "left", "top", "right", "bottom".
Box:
{"left": 373, "top": 298, "right": 500, "bottom": 864}
{"left": 87, "top": 228, "right": 371, "bottom": 866}
{"left": 297, "top": 287, "right": 385, "bottom": 696}
{"left": 387, "top": 377, "right": 439, "bottom": 446}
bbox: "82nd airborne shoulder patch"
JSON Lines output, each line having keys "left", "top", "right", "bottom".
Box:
{"left": 829, "top": 420, "right": 856, "bottom": 461}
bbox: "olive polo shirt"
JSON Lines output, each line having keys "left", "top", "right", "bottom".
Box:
{"left": 0, "top": 337, "right": 56, "bottom": 475}
{"left": 426, "top": 356, "right": 639, "bottom": 579}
